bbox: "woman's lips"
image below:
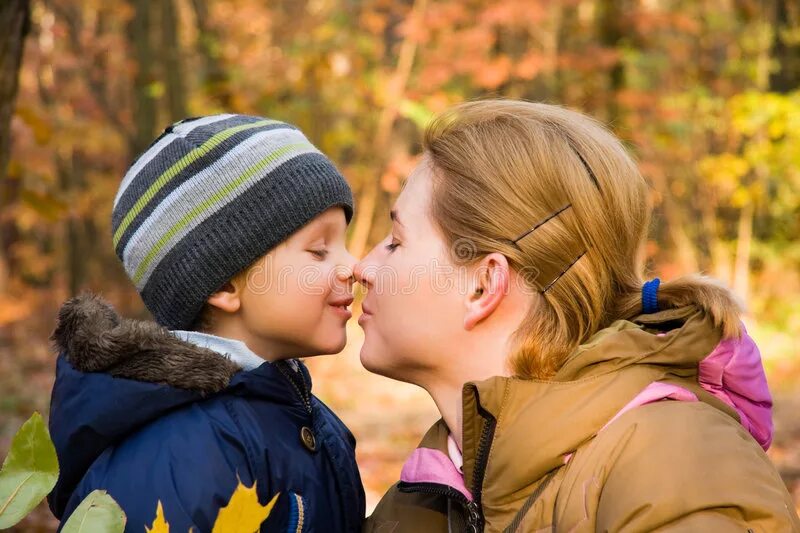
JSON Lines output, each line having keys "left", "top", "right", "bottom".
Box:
{"left": 358, "top": 302, "right": 373, "bottom": 326}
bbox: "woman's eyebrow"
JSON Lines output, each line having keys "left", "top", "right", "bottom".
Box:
{"left": 390, "top": 209, "right": 405, "bottom": 228}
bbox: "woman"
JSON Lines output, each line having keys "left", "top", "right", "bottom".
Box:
{"left": 356, "top": 100, "right": 799, "bottom": 532}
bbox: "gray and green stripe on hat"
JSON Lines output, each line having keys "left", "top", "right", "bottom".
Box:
{"left": 111, "top": 114, "right": 354, "bottom": 330}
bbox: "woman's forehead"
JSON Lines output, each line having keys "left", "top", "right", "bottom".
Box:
{"left": 395, "top": 163, "right": 433, "bottom": 216}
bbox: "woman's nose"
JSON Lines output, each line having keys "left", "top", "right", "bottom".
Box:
{"left": 353, "top": 254, "right": 373, "bottom": 287}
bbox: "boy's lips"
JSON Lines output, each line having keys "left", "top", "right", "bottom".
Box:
{"left": 329, "top": 296, "right": 354, "bottom": 319}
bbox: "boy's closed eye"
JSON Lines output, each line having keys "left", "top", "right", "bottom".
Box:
{"left": 309, "top": 248, "right": 329, "bottom": 259}
{"left": 296, "top": 206, "right": 349, "bottom": 261}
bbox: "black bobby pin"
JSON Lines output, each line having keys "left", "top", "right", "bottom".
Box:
{"left": 541, "top": 249, "right": 588, "bottom": 293}
{"left": 566, "top": 141, "right": 601, "bottom": 191}
{"left": 512, "top": 204, "right": 573, "bottom": 244}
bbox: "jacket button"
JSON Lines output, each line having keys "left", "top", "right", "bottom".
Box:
{"left": 300, "top": 426, "right": 316, "bottom": 452}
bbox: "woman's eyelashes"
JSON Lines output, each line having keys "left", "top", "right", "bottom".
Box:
{"left": 385, "top": 236, "right": 400, "bottom": 253}
{"left": 309, "top": 248, "right": 329, "bottom": 259}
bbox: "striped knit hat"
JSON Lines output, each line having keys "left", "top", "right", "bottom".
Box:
{"left": 111, "top": 114, "right": 354, "bottom": 330}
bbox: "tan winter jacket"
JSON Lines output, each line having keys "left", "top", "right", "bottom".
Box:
{"left": 364, "top": 306, "right": 800, "bottom": 532}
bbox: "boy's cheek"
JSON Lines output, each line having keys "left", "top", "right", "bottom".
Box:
{"left": 290, "top": 269, "right": 331, "bottom": 298}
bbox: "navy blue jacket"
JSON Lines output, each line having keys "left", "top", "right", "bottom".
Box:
{"left": 46, "top": 294, "right": 365, "bottom": 533}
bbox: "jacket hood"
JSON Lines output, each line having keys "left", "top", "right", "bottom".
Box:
{"left": 46, "top": 292, "right": 310, "bottom": 518}
{"left": 50, "top": 292, "right": 241, "bottom": 393}
{"left": 401, "top": 306, "right": 773, "bottom": 519}
{"left": 470, "top": 306, "right": 771, "bottom": 516}
{"left": 381, "top": 307, "right": 793, "bottom": 533}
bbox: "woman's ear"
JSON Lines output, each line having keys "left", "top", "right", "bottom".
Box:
{"left": 206, "top": 280, "right": 242, "bottom": 314}
{"left": 464, "top": 253, "right": 510, "bottom": 330}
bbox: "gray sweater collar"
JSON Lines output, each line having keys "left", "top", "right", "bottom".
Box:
{"left": 170, "top": 330, "right": 267, "bottom": 371}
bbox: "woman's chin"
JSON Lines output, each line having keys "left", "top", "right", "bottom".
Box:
{"left": 360, "top": 344, "right": 408, "bottom": 381}
{"left": 359, "top": 344, "right": 387, "bottom": 375}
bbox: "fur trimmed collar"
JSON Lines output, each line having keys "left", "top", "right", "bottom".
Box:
{"left": 50, "top": 292, "right": 241, "bottom": 394}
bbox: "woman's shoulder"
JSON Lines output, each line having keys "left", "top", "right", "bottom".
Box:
{"left": 587, "top": 399, "right": 769, "bottom": 467}
{"left": 561, "top": 399, "right": 798, "bottom": 530}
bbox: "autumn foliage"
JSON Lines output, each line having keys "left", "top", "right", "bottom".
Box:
{"left": 0, "top": 0, "right": 799, "bottom": 529}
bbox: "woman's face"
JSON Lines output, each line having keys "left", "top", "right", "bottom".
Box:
{"left": 354, "top": 158, "right": 468, "bottom": 383}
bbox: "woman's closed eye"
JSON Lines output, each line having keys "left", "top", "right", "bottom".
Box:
{"left": 385, "top": 237, "right": 400, "bottom": 253}
{"left": 309, "top": 248, "right": 329, "bottom": 259}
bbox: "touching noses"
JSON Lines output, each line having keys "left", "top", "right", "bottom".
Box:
{"left": 353, "top": 251, "right": 375, "bottom": 288}
{"left": 332, "top": 249, "right": 357, "bottom": 283}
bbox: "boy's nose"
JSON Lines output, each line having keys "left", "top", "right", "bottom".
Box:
{"left": 333, "top": 250, "right": 358, "bottom": 284}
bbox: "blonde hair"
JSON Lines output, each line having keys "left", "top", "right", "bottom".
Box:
{"left": 423, "top": 99, "right": 742, "bottom": 379}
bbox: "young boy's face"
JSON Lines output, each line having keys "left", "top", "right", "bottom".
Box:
{"left": 212, "top": 206, "right": 356, "bottom": 360}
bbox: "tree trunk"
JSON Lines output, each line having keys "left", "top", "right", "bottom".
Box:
{"left": 57, "top": 151, "right": 88, "bottom": 296}
{"left": 733, "top": 201, "right": 753, "bottom": 303}
{"left": 597, "top": 0, "right": 627, "bottom": 124}
{"left": 699, "top": 186, "right": 732, "bottom": 284}
{"left": 348, "top": 0, "right": 427, "bottom": 258}
{"left": 0, "top": 0, "right": 30, "bottom": 288}
{"left": 128, "top": 0, "right": 158, "bottom": 155}
{"left": 160, "top": 0, "right": 187, "bottom": 121}
{"left": 191, "top": 0, "right": 233, "bottom": 109}
{"left": 770, "top": 0, "right": 800, "bottom": 93}
{"left": 647, "top": 167, "right": 699, "bottom": 274}
{"left": 732, "top": 3, "right": 774, "bottom": 302}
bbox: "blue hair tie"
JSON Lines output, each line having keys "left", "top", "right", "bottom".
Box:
{"left": 642, "top": 278, "right": 661, "bottom": 314}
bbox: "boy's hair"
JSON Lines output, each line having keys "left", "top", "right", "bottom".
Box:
{"left": 188, "top": 305, "right": 213, "bottom": 332}
{"left": 110, "top": 114, "right": 353, "bottom": 330}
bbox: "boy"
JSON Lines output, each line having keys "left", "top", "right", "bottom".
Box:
{"left": 46, "top": 114, "right": 365, "bottom": 532}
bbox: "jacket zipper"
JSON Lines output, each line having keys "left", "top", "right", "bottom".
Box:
{"left": 397, "top": 481, "right": 482, "bottom": 532}
{"left": 468, "top": 394, "right": 498, "bottom": 532}
{"left": 397, "top": 394, "right": 497, "bottom": 532}
{"left": 275, "top": 360, "right": 313, "bottom": 415}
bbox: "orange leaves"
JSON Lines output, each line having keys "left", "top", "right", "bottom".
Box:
{"left": 380, "top": 151, "right": 419, "bottom": 194}
{"left": 515, "top": 53, "right": 549, "bottom": 80}
{"left": 474, "top": 56, "right": 513, "bottom": 89}
{"left": 481, "top": 0, "right": 547, "bottom": 26}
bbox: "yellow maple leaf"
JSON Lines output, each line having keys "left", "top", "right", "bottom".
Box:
{"left": 146, "top": 501, "right": 169, "bottom": 533}
{"left": 211, "top": 480, "right": 278, "bottom": 533}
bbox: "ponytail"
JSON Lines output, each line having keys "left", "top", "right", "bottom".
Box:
{"left": 615, "top": 274, "right": 744, "bottom": 339}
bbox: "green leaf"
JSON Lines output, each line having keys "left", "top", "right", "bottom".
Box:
{"left": 398, "top": 99, "right": 434, "bottom": 130}
{"left": 0, "top": 412, "right": 60, "bottom": 528}
{"left": 146, "top": 81, "right": 165, "bottom": 99}
{"left": 61, "top": 490, "right": 126, "bottom": 533}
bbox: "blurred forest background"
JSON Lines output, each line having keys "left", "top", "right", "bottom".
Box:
{"left": 0, "top": 0, "right": 799, "bottom": 529}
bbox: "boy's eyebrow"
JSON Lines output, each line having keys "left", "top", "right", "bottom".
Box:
{"left": 390, "top": 209, "right": 405, "bottom": 228}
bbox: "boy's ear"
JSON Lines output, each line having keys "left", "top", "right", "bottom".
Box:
{"left": 206, "top": 280, "right": 241, "bottom": 314}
